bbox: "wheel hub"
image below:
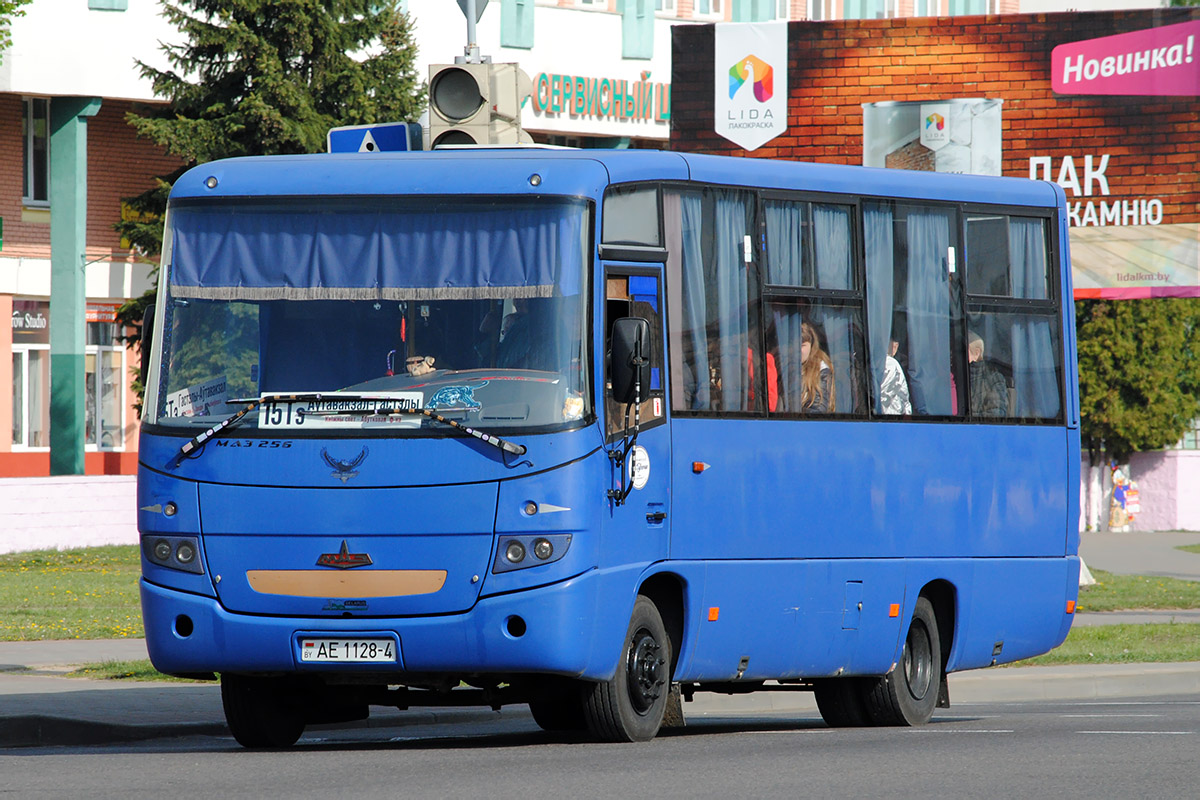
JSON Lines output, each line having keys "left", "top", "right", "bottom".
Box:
{"left": 626, "top": 627, "right": 665, "bottom": 714}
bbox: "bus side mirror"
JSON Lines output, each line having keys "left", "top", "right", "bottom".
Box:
{"left": 140, "top": 302, "right": 156, "bottom": 383}
{"left": 611, "top": 317, "right": 651, "bottom": 405}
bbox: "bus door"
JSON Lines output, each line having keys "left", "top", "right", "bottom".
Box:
{"left": 603, "top": 267, "right": 671, "bottom": 564}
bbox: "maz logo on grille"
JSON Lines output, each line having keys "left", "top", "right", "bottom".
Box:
{"left": 316, "top": 540, "right": 373, "bottom": 569}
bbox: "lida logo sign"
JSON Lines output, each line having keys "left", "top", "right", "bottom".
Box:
{"left": 715, "top": 22, "right": 788, "bottom": 151}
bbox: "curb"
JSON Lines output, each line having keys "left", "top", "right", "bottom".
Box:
{"left": 0, "top": 716, "right": 228, "bottom": 749}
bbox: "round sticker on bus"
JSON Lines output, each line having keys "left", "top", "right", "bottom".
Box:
{"left": 628, "top": 445, "right": 651, "bottom": 490}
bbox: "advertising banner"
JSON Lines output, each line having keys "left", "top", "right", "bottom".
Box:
{"left": 1051, "top": 19, "right": 1200, "bottom": 97}
{"left": 714, "top": 22, "right": 788, "bottom": 151}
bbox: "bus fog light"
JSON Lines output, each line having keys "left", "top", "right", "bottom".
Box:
{"left": 505, "top": 541, "right": 526, "bottom": 563}
{"left": 153, "top": 539, "right": 172, "bottom": 562}
{"left": 533, "top": 538, "right": 553, "bottom": 560}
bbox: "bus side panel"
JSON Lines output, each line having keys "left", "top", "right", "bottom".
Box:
{"left": 937, "top": 556, "right": 1079, "bottom": 673}
{"left": 669, "top": 418, "right": 1070, "bottom": 562}
{"left": 671, "top": 559, "right": 907, "bottom": 682}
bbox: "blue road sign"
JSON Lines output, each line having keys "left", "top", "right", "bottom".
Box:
{"left": 327, "top": 122, "right": 420, "bottom": 153}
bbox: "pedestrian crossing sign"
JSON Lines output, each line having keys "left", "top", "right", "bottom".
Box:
{"left": 327, "top": 122, "right": 421, "bottom": 154}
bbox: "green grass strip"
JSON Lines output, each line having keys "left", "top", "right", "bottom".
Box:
{"left": 1017, "top": 623, "right": 1200, "bottom": 666}
{"left": 0, "top": 545, "right": 144, "bottom": 641}
{"left": 66, "top": 659, "right": 201, "bottom": 683}
{"left": 1077, "top": 568, "right": 1200, "bottom": 612}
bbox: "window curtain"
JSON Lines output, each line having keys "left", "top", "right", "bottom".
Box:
{"left": 1009, "top": 218, "right": 1060, "bottom": 418}
{"left": 714, "top": 191, "right": 751, "bottom": 411}
{"left": 169, "top": 199, "right": 587, "bottom": 301}
{"left": 906, "top": 209, "right": 953, "bottom": 415}
{"left": 864, "top": 203, "right": 895, "bottom": 414}
{"left": 678, "top": 194, "right": 710, "bottom": 410}
{"left": 813, "top": 204, "right": 853, "bottom": 411}
{"left": 765, "top": 201, "right": 804, "bottom": 409}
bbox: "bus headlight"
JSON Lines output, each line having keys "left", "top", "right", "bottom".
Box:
{"left": 142, "top": 534, "right": 205, "bottom": 575}
{"left": 492, "top": 533, "right": 572, "bottom": 574}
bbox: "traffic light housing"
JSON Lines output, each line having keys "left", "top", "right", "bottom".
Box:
{"left": 428, "top": 63, "right": 533, "bottom": 147}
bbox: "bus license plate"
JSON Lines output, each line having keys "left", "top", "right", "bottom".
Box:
{"left": 300, "top": 638, "right": 396, "bottom": 663}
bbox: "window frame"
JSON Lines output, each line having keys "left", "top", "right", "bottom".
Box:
{"left": 22, "top": 97, "right": 50, "bottom": 208}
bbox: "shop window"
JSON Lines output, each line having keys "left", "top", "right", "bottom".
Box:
{"left": 22, "top": 98, "right": 50, "bottom": 206}
{"left": 695, "top": 0, "right": 723, "bottom": 18}
{"left": 948, "top": 0, "right": 987, "bottom": 14}
{"left": 88, "top": 0, "right": 128, "bottom": 9}
{"left": 655, "top": 0, "right": 676, "bottom": 14}
{"left": 501, "top": 0, "right": 534, "bottom": 49}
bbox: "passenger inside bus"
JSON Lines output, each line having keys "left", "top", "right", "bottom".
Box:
{"left": 878, "top": 338, "right": 913, "bottom": 415}
{"left": 799, "top": 321, "right": 836, "bottom": 414}
{"left": 967, "top": 331, "right": 1008, "bottom": 417}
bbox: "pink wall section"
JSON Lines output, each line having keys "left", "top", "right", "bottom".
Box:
{"left": 1130, "top": 450, "right": 1200, "bottom": 532}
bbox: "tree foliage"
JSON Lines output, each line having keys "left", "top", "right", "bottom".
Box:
{"left": 115, "top": 0, "right": 426, "bottom": 401}
{"left": 0, "top": 0, "right": 32, "bottom": 62}
{"left": 1076, "top": 298, "right": 1200, "bottom": 462}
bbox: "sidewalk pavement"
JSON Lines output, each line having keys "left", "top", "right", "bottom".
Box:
{"left": 3, "top": 529, "right": 1199, "bottom": 749}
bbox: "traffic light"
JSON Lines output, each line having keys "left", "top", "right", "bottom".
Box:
{"left": 428, "top": 62, "right": 533, "bottom": 147}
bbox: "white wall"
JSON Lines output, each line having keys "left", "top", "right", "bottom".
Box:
{"left": 0, "top": 476, "right": 138, "bottom": 554}
{"left": 1, "top": 0, "right": 177, "bottom": 101}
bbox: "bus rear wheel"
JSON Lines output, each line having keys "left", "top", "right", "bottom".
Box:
{"left": 863, "top": 597, "right": 941, "bottom": 726}
{"left": 220, "top": 674, "right": 306, "bottom": 748}
{"left": 583, "top": 595, "right": 671, "bottom": 742}
{"left": 813, "top": 677, "right": 871, "bottom": 727}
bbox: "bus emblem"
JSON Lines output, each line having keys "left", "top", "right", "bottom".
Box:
{"left": 321, "top": 446, "right": 369, "bottom": 483}
{"left": 317, "top": 540, "right": 373, "bottom": 569}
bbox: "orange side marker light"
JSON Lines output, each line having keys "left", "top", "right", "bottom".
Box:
{"left": 708, "top": 607, "right": 720, "bottom": 621}
{"left": 888, "top": 603, "right": 900, "bottom": 618}
{"left": 1066, "top": 600, "right": 1076, "bottom": 614}
{"left": 693, "top": 462, "right": 711, "bottom": 474}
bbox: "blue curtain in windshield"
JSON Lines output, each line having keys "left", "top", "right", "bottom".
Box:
{"left": 168, "top": 198, "right": 586, "bottom": 301}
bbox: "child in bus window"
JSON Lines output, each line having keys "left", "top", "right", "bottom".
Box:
{"left": 800, "top": 321, "right": 835, "bottom": 414}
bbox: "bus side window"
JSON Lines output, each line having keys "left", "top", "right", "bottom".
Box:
{"left": 605, "top": 274, "right": 665, "bottom": 438}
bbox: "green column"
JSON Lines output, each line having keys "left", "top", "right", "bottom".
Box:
{"left": 49, "top": 97, "right": 102, "bottom": 476}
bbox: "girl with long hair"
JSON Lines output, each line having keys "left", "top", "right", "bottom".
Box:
{"left": 800, "top": 321, "right": 835, "bottom": 413}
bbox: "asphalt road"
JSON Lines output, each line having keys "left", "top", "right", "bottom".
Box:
{"left": 3, "top": 695, "right": 1198, "bottom": 799}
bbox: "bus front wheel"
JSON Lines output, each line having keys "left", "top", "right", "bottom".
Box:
{"left": 863, "top": 596, "right": 941, "bottom": 726}
{"left": 220, "top": 673, "right": 306, "bottom": 748}
{"left": 583, "top": 595, "right": 671, "bottom": 742}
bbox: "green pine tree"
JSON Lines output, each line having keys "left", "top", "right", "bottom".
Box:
{"left": 116, "top": 0, "right": 426, "bottom": 409}
{"left": 1076, "top": 298, "right": 1200, "bottom": 463}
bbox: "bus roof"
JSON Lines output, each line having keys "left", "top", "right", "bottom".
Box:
{"left": 169, "top": 147, "right": 1063, "bottom": 210}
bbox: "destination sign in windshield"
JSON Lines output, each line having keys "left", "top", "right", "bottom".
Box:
{"left": 259, "top": 393, "right": 423, "bottom": 429}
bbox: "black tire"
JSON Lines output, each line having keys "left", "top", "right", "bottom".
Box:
{"left": 220, "top": 674, "right": 306, "bottom": 748}
{"left": 583, "top": 595, "right": 671, "bottom": 742}
{"left": 528, "top": 679, "right": 587, "bottom": 732}
{"left": 863, "top": 597, "right": 941, "bottom": 726}
{"left": 813, "top": 677, "right": 871, "bottom": 727}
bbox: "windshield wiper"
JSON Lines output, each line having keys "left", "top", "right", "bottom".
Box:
{"left": 174, "top": 392, "right": 526, "bottom": 465}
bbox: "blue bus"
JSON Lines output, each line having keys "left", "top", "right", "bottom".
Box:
{"left": 138, "top": 148, "right": 1081, "bottom": 747}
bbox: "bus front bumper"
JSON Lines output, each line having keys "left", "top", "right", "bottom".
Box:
{"left": 140, "top": 568, "right": 614, "bottom": 679}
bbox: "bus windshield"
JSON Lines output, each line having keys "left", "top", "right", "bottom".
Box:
{"left": 148, "top": 195, "right": 591, "bottom": 434}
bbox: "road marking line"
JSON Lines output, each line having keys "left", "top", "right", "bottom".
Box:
{"left": 1080, "top": 734, "right": 1190, "bottom": 738}
{"left": 906, "top": 729, "right": 1014, "bottom": 734}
